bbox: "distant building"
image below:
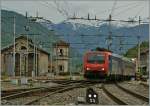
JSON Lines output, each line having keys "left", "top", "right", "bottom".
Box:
{"left": 140, "top": 49, "right": 149, "bottom": 76}
{"left": 52, "top": 40, "right": 70, "bottom": 74}
{"left": 1, "top": 35, "right": 49, "bottom": 77}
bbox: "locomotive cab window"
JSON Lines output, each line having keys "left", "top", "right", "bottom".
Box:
{"left": 87, "top": 54, "right": 105, "bottom": 64}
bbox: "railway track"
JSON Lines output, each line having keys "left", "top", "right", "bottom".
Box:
{"left": 1, "top": 80, "right": 82, "bottom": 99}
{"left": 2, "top": 80, "right": 148, "bottom": 105}
{"left": 2, "top": 80, "right": 82, "bottom": 100}
{"left": 115, "top": 83, "right": 149, "bottom": 102}
{"left": 100, "top": 82, "right": 149, "bottom": 105}
{"left": 24, "top": 81, "right": 94, "bottom": 105}
{"left": 101, "top": 84, "right": 127, "bottom": 105}
{"left": 1, "top": 80, "right": 95, "bottom": 105}
{"left": 2, "top": 87, "right": 52, "bottom": 100}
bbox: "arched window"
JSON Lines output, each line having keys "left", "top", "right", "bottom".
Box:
{"left": 59, "top": 49, "right": 64, "bottom": 56}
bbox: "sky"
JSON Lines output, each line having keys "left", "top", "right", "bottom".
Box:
{"left": 1, "top": 0, "right": 149, "bottom": 24}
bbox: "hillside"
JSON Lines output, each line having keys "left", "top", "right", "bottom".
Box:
{"left": 124, "top": 41, "right": 149, "bottom": 58}
{"left": 1, "top": 10, "right": 82, "bottom": 72}
{"left": 1, "top": 10, "right": 58, "bottom": 53}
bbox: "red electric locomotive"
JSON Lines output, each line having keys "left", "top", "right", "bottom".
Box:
{"left": 83, "top": 51, "right": 135, "bottom": 79}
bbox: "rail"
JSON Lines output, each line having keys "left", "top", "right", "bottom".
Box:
{"left": 101, "top": 84, "right": 128, "bottom": 105}
{"left": 115, "top": 83, "right": 149, "bottom": 102}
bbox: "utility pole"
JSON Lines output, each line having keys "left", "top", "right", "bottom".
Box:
{"left": 20, "top": 53, "right": 22, "bottom": 77}
{"left": 69, "top": 47, "right": 72, "bottom": 80}
{"left": 25, "top": 11, "right": 42, "bottom": 77}
{"left": 33, "top": 34, "right": 35, "bottom": 77}
{"left": 27, "top": 32, "right": 28, "bottom": 77}
{"left": 25, "top": 25, "right": 29, "bottom": 77}
{"left": 137, "top": 16, "right": 141, "bottom": 75}
{"left": 13, "top": 16, "right": 16, "bottom": 76}
{"left": 119, "top": 37, "right": 123, "bottom": 55}
{"left": 56, "top": 43, "right": 58, "bottom": 77}
{"left": 88, "top": 13, "right": 90, "bottom": 20}
{"left": 36, "top": 43, "right": 38, "bottom": 76}
{"left": 106, "top": 14, "right": 112, "bottom": 50}
{"left": 137, "top": 36, "right": 140, "bottom": 73}
{"left": 50, "top": 45, "right": 53, "bottom": 76}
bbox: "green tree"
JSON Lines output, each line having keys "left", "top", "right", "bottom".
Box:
{"left": 124, "top": 41, "right": 149, "bottom": 58}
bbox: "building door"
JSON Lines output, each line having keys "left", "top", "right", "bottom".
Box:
{"left": 28, "top": 53, "right": 34, "bottom": 77}
{"left": 15, "top": 53, "right": 20, "bottom": 76}
{"left": 6, "top": 54, "right": 14, "bottom": 76}
{"left": 21, "top": 54, "right": 26, "bottom": 76}
{"left": 34, "top": 54, "right": 39, "bottom": 76}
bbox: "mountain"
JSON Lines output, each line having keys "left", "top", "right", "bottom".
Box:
{"left": 2, "top": 9, "right": 149, "bottom": 72}
{"left": 1, "top": 10, "right": 58, "bottom": 53}
{"left": 1, "top": 10, "right": 82, "bottom": 72}
{"left": 41, "top": 19, "right": 149, "bottom": 55}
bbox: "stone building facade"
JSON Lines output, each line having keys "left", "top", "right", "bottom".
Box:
{"left": 140, "top": 49, "right": 149, "bottom": 76}
{"left": 52, "top": 40, "right": 70, "bottom": 74}
{"left": 1, "top": 35, "right": 49, "bottom": 77}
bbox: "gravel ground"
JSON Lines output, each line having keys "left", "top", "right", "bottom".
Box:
{"left": 1, "top": 81, "right": 62, "bottom": 105}
{"left": 1, "top": 96, "right": 38, "bottom": 105}
{"left": 93, "top": 85, "right": 118, "bottom": 105}
{"left": 38, "top": 87, "right": 87, "bottom": 105}
{"left": 1, "top": 81, "right": 59, "bottom": 91}
{"left": 105, "top": 84, "right": 148, "bottom": 105}
{"left": 36, "top": 84, "right": 119, "bottom": 105}
{"left": 2, "top": 81, "right": 148, "bottom": 105}
{"left": 119, "top": 81, "right": 149, "bottom": 97}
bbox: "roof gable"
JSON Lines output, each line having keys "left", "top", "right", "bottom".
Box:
{"left": 1, "top": 35, "right": 49, "bottom": 55}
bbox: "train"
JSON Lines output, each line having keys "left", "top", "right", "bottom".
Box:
{"left": 83, "top": 51, "right": 136, "bottom": 80}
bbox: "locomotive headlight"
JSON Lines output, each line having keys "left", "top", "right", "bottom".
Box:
{"left": 87, "top": 67, "right": 90, "bottom": 70}
{"left": 101, "top": 68, "right": 104, "bottom": 71}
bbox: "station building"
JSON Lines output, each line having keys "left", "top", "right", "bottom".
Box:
{"left": 52, "top": 40, "right": 70, "bottom": 75}
{"left": 1, "top": 35, "right": 49, "bottom": 77}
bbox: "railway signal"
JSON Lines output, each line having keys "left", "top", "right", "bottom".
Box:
{"left": 86, "top": 88, "right": 99, "bottom": 104}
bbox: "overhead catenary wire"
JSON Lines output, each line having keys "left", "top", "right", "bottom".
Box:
{"left": 97, "top": 2, "right": 139, "bottom": 16}
{"left": 2, "top": 16, "right": 145, "bottom": 49}
{"left": 133, "top": 4, "right": 145, "bottom": 19}
{"left": 113, "top": 3, "right": 142, "bottom": 17}
{"left": 110, "top": 0, "right": 117, "bottom": 17}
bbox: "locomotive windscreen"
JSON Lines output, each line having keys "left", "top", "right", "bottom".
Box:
{"left": 87, "top": 54, "right": 105, "bottom": 64}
